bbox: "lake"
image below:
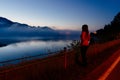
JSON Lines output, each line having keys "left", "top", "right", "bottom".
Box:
{"left": 0, "top": 39, "right": 73, "bottom": 65}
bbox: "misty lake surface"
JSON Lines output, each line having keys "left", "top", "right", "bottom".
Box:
{"left": 0, "top": 40, "right": 72, "bottom": 63}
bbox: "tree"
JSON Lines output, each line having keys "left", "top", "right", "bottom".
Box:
{"left": 96, "top": 12, "right": 120, "bottom": 42}
{"left": 111, "top": 12, "right": 120, "bottom": 32}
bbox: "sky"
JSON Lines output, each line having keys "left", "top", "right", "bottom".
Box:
{"left": 0, "top": 0, "right": 120, "bottom": 31}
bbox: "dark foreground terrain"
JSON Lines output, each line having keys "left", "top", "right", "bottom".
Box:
{"left": 0, "top": 39, "right": 120, "bottom": 80}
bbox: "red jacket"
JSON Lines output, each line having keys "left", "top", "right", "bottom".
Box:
{"left": 81, "top": 31, "right": 90, "bottom": 46}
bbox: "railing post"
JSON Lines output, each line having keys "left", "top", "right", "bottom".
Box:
{"left": 64, "top": 47, "right": 67, "bottom": 69}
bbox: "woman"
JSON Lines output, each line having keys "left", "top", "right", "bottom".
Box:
{"left": 80, "top": 24, "right": 90, "bottom": 66}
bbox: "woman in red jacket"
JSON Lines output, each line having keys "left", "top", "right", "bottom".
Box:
{"left": 80, "top": 24, "right": 90, "bottom": 66}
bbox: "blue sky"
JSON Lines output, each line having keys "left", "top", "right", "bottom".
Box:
{"left": 0, "top": 0, "right": 120, "bottom": 31}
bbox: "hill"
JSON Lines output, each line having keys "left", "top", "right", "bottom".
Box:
{"left": 96, "top": 12, "right": 120, "bottom": 42}
{"left": 0, "top": 17, "right": 80, "bottom": 40}
{"left": 0, "top": 17, "right": 60, "bottom": 38}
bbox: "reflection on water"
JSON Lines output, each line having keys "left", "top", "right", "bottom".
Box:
{"left": 0, "top": 40, "right": 71, "bottom": 62}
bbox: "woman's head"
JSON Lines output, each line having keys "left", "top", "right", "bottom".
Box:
{"left": 82, "top": 24, "right": 89, "bottom": 33}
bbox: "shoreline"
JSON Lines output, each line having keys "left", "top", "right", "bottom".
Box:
{"left": 0, "top": 39, "right": 120, "bottom": 80}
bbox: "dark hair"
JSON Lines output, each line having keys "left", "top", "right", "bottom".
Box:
{"left": 82, "top": 24, "right": 89, "bottom": 34}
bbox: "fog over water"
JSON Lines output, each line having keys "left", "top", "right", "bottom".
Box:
{"left": 0, "top": 39, "right": 73, "bottom": 62}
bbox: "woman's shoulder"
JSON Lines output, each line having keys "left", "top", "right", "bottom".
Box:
{"left": 81, "top": 31, "right": 87, "bottom": 35}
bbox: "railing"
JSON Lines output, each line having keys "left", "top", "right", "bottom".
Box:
{"left": 0, "top": 39, "right": 120, "bottom": 80}
{"left": 0, "top": 48, "right": 74, "bottom": 80}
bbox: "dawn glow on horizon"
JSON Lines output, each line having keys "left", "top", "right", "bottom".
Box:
{"left": 0, "top": 0, "right": 120, "bottom": 31}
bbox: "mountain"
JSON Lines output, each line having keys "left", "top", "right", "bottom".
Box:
{"left": 0, "top": 17, "right": 80, "bottom": 41}
{"left": 0, "top": 17, "right": 13, "bottom": 28}
{"left": 0, "top": 17, "right": 60, "bottom": 38}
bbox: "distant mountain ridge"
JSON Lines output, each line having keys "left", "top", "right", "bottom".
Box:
{"left": 0, "top": 17, "right": 60, "bottom": 38}
{"left": 0, "top": 17, "right": 53, "bottom": 30}
{"left": 0, "top": 17, "right": 13, "bottom": 23}
{"left": 0, "top": 17, "right": 80, "bottom": 40}
{"left": 0, "top": 17, "right": 13, "bottom": 28}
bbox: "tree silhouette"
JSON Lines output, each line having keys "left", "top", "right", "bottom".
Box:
{"left": 111, "top": 12, "right": 120, "bottom": 32}
{"left": 96, "top": 12, "right": 120, "bottom": 42}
